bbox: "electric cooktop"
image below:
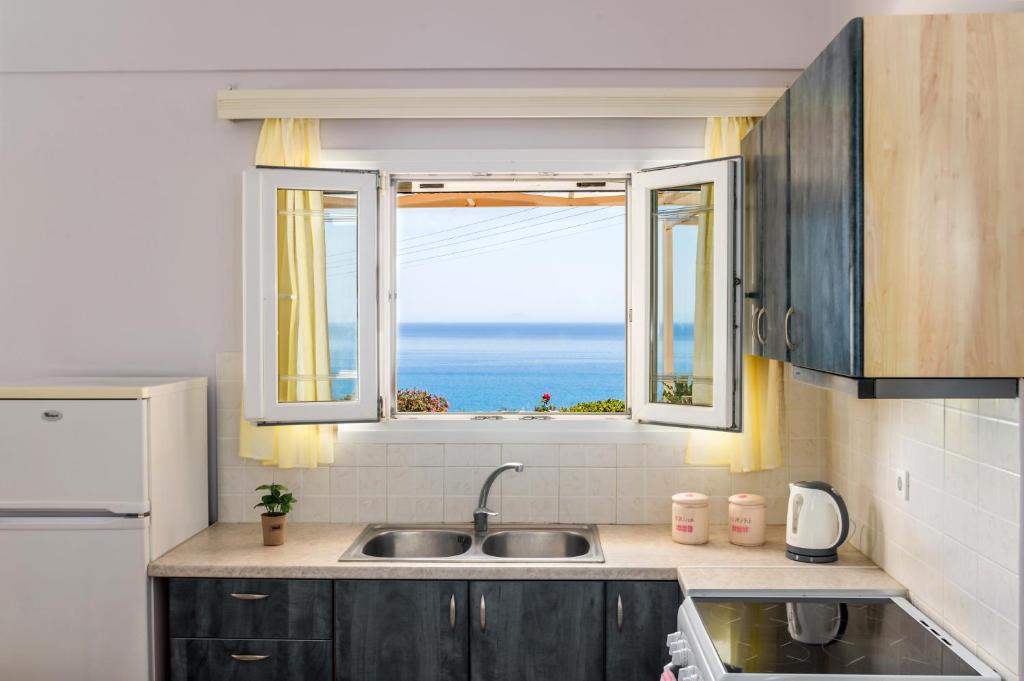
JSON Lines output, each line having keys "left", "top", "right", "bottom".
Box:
{"left": 691, "top": 598, "right": 981, "bottom": 677}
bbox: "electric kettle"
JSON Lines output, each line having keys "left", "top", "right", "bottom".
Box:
{"left": 785, "top": 481, "right": 850, "bottom": 563}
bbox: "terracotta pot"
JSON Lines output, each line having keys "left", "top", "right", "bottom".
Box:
{"left": 261, "top": 513, "right": 287, "bottom": 546}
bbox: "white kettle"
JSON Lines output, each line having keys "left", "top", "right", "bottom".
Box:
{"left": 785, "top": 481, "right": 849, "bottom": 563}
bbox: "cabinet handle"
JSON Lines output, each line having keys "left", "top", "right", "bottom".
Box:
{"left": 231, "top": 654, "right": 269, "bottom": 662}
{"left": 616, "top": 594, "right": 624, "bottom": 631}
{"left": 450, "top": 593, "right": 457, "bottom": 631}
{"left": 784, "top": 306, "right": 798, "bottom": 351}
{"left": 480, "top": 594, "right": 487, "bottom": 631}
{"left": 754, "top": 307, "right": 767, "bottom": 345}
{"left": 229, "top": 593, "right": 269, "bottom": 600}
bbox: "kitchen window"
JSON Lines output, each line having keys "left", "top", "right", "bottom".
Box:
{"left": 243, "top": 160, "right": 742, "bottom": 430}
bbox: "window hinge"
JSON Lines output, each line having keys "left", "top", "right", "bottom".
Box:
{"left": 377, "top": 396, "right": 384, "bottom": 419}
{"left": 628, "top": 308, "right": 633, "bottom": 323}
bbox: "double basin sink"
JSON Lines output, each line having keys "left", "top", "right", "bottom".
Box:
{"left": 339, "top": 524, "right": 604, "bottom": 563}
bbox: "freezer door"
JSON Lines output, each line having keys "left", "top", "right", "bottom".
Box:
{"left": 0, "top": 516, "right": 151, "bottom": 681}
{"left": 0, "top": 399, "right": 148, "bottom": 514}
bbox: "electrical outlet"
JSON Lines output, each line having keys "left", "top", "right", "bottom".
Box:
{"left": 895, "top": 468, "right": 910, "bottom": 501}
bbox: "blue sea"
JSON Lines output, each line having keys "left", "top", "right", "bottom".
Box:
{"left": 330, "top": 322, "right": 694, "bottom": 412}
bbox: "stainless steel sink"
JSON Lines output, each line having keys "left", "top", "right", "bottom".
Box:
{"left": 481, "top": 529, "right": 592, "bottom": 559}
{"left": 360, "top": 529, "right": 472, "bottom": 558}
{"left": 339, "top": 524, "right": 603, "bottom": 563}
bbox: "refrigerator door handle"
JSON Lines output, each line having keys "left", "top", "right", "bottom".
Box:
{"left": 0, "top": 515, "right": 148, "bottom": 530}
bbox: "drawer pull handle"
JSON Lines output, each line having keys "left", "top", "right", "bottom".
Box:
{"left": 480, "top": 594, "right": 486, "bottom": 631}
{"left": 231, "top": 654, "right": 269, "bottom": 662}
{"left": 450, "top": 593, "right": 457, "bottom": 631}
{"left": 229, "top": 593, "right": 269, "bottom": 601}
{"left": 616, "top": 594, "right": 624, "bottom": 631}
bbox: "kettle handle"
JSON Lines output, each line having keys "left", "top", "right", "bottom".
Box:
{"left": 823, "top": 487, "right": 850, "bottom": 551}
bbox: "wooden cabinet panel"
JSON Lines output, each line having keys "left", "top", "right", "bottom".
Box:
{"left": 788, "top": 18, "right": 864, "bottom": 376}
{"left": 469, "top": 581, "right": 603, "bottom": 681}
{"left": 761, "top": 91, "right": 792, "bottom": 362}
{"left": 605, "top": 581, "right": 681, "bottom": 681}
{"left": 170, "top": 639, "right": 331, "bottom": 681}
{"left": 168, "top": 578, "right": 332, "bottom": 640}
{"left": 741, "top": 122, "right": 764, "bottom": 357}
{"left": 334, "top": 580, "right": 469, "bottom": 681}
{"left": 862, "top": 13, "right": 1024, "bottom": 377}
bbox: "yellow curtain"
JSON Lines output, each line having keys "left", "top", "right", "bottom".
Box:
{"left": 686, "top": 117, "right": 784, "bottom": 473}
{"left": 239, "top": 118, "right": 335, "bottom": 468}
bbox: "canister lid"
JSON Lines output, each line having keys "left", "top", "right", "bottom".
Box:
{"left": 728, "top": 493, "right": 765, "bottom": 507}
{"left": 672, "top": 492, "right": 709, "bottom": 506}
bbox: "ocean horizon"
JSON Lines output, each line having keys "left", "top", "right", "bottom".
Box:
{"left": 330, "top": 321, "right": 694, "bottom": 412}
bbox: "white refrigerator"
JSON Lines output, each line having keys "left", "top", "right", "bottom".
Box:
{"left": 0, "top": 378, "right": 208, "bottom": 681}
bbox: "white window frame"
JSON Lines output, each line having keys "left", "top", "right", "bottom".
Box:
{"left": 628, "top": 159, "right": 742, "bottom": 431}
{"left": 241, "top": 148, "right": 742, "bottom": 437}
{"left": 242, "top": 166, "right": 380, "bottom": 424}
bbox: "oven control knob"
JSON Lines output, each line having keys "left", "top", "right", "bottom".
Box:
{"left": 678, "top": 665, "right": 701, "bottom": 681}
{"left": 669, "top": 640, "right": 691, "bottom": 667}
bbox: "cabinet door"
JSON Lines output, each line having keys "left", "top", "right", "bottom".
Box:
{"left": 789, "top": 18, "right": 864, "bottom": 376}
{"left": 470, "top": 581, "right": 603, "bottom": 681}
{"left": 335, "top": 580, "right": 468, "bottom": 681}
{"left": 741, "top": 123, "right": 765, "bottom": 358}
{"left": 606, "top": 582, "right": 681, "bottom": 681}
{"left": 761, "top": 90, "right": 791, "bottom": 362}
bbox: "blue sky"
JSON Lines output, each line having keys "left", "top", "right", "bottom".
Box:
{"left": 396, "top": 206, "right": 625, "bottom": 323}
{"left": 324, "top": 203, "right": 698, "bottom": 325}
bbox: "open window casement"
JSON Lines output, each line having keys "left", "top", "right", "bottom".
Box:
{"left": 628, "top": 158, "right": 743, "bottom": 430}
{"left": 243, "top": 167, "right": 380, "bottom": 424}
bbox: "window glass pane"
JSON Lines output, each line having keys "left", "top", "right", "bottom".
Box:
{"left": 277, "top": 188, "right": 358, "bottom": 403}
{"left": 395, "top": 190, "right": 626, "bottom": 414}
{"left": 650, "top": 184, "right": 714, "bottom": 407}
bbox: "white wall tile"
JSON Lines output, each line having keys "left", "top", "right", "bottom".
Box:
{"left": 445, "top": 444, "right": 500, "bottom": 466}
{"left": 501, "top": 443, "right": 559, "bottom": 467}
{"left": 387, "top": 444, "right": 444, "bottom": 467}
{"left": 616, "top": 444, "right": 645, "bottom": 467}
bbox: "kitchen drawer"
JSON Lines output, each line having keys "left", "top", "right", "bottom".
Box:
{"left": 170, "top": 638, "right": 330, "bottom": 681}
{"left": 168, "top": 578, "right": 332, "bottom": 639}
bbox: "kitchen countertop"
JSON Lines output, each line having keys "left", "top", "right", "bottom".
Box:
{"left": 150, "top": 523, "right": 904, "bottom": 595}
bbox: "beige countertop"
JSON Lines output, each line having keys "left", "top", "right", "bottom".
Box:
{"left": 150, "top": 523, "right": 904, "bottom": 596}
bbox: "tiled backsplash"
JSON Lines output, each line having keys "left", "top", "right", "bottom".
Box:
{"left": 825, "top": 392, "right": 1021, "bottom": 680}
{"left": 215, "top": 353, "right": 828, "bottom": 526}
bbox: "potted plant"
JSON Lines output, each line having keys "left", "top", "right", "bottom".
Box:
{"left": 254, "top": 483, "right": 295, "bottom": 546}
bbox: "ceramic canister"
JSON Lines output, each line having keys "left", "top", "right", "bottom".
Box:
{"left": 671, "top": 492, "right": 709, "bottom": 545}
{"left": 728, "top": 493, "right": 766, "bottom": 546}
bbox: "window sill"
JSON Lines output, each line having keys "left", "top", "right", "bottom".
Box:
{"left": 336, "top": 416, "right": 691, "bottom": 444}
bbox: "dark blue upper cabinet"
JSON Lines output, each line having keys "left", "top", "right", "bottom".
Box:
{"left": 760, "top": 91, "right": 792, "bottom": 364}
{"left": 787, "top": 18, "right": 863, "bottom": 377}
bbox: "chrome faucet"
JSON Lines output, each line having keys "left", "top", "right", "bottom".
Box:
{"left": 474, "top": 462, "right": 524, "bottom": 533}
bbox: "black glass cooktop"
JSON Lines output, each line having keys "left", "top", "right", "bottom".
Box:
{"left": 692, "top": 598, "right": 979, "bottom": 676}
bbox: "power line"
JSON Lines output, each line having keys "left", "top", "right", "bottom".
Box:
{"left": 398, "top": 205, "right": 539, "bottom": 243}
{"left": 401, "top": 220, "right": 622, "bottom": 271}
{"left": 400, "top": 213, "right": 623, "bottom": 266}
{"left": 325, "top": 206, "right": 622, "bottom": 273}
{"left": 325, "top": 204, "right": 591, "bottom": 265}
{"left": 398, "top": 206, "right": 613, "bottom": 257}
{"left": 325, "top": 215, "right": 623, "bottom": 279}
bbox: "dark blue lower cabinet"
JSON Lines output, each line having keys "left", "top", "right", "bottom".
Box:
{"left": 168, "top": 578, "right": 680, "bottom": 681}
{"left": 606, "top": 581, "right": 682, "bottom": 681}
{"left": 169, "top": 639, "right": 330, "bottom": 681}
{"left": 470, "top": 581, "right": 605, "bottom": 681}
{"left": 335, "top": 580, "right": 469, "bottom": 681}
